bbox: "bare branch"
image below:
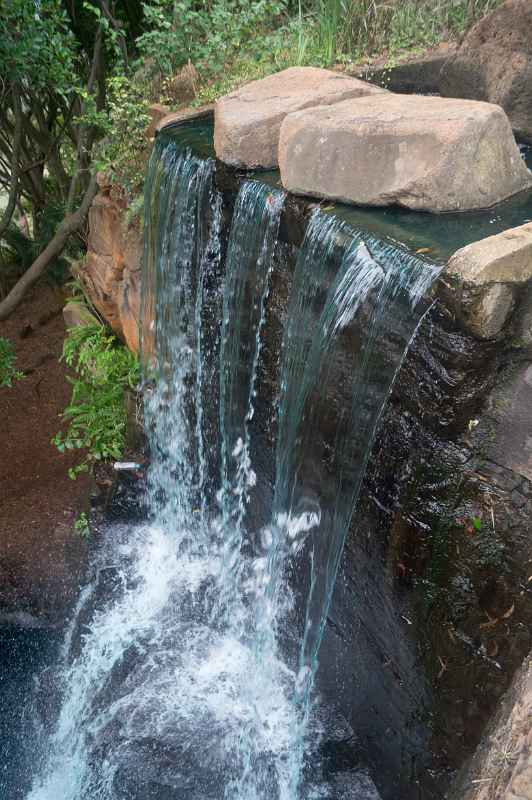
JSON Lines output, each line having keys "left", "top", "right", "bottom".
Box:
{"left": 0, "top": 85, "right": 22, "bottom": 238}
{"left": 67, "top": 23, "right": 104, "bottom": 210}
{"left": 0, "top": 174, "right": 98, "bottom": 321}
{"left": 100, "top": 0, "right": 129, "bottom": 74}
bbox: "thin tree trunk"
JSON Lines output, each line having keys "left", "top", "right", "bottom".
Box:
{"left": 66, "top": 25, "right": 103, "bottom": 211}
{"left": 101, "top": 0, "right": 129, "bottom": 74}
{"left": 0, "top": 175, "right": 98, "bottom": 321}
{"left": 0, "top": 85, "right": 22, "bottom": 239}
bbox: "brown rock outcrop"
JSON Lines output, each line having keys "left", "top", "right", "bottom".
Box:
{"left": 440, "top": 0, "right": 532, "bottom": 143}
{"left": 146, "top": 103, "right": 172, "bottom": 139}
{"left": 79, "top": 178, "right": 142, "bottom": 352}
{"left": 155, "top": 104, "right": 214, "bottom": 136}
{"left": 449, "top": 656, "right": 532, "bottom": 800}
{"left": 214, "top": 66, "right": 386, "bottom": 168}
{"left": 278, "top": 94, "right": 532, "bottom": 212}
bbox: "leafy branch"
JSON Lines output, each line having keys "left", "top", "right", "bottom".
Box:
{"left": 53, "top": 322, "right": 140, "bottom": 479}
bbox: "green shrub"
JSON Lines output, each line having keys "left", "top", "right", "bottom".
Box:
{"left": 136, "top": 0, "right": 287, "bottom": 78}
{"left": 298, "top": 0, "right": 505, "bottom": 63}
{"left": 93, "top": 76, "right": 151, "bottom": 196}
{"left": 272, "top": 0, "right": 507, "bottom": 72}
{"left": 53, "top": 323, "right": 140, "bottom": 479}
{"left": 0, "top": 337, "right": 23, "bottom": 388}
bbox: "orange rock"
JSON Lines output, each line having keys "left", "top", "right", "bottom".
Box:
{"left": 78, "top": 191, "right": 143, "bottom": 352}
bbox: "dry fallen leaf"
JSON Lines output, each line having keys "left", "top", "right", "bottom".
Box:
{"left": 501, "top": 603, "right": 515, "bottom": 619}
{"left": 486, "top": 641, "right": 499, "bottom": 658}
{"left": 480, "top": 612, "right": 499, "bottom": 630}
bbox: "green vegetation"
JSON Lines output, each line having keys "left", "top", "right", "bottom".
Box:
{"left": 0, "top": 336, "right": 24, "bottom": 388}
{"left": 0, "top": 1, "right": 144, "bottom": 319}
{"left": 137, "top": 0, "right": 286, "bottom": 78}
{"left": 0, "top": 0, "right": 503, "bottom": 323}
{"left": 53, "top": 322, "right": 140, "bottom": 479}
{"left": 74, "top": 511, "right": 91, "bottom": 538}
{"left": 137, "top": 0, "right": 504, "bottom": 106}
{"left": 95, "top": 77, "right": 151, "bottom": 194}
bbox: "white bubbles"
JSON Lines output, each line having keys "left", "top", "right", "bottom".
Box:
{"left": 232, "top": 437, "right": 244, "bottom": 458}
{"left": 261, "top": 528, "right": 273, "bottom": 550}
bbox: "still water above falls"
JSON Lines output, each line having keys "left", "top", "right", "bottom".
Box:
{"left": 25, "top": 134, "right": 440, "bottom": 799}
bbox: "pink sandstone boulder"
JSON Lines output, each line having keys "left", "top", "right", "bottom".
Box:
{"left": 214, "top": 66, "right": 386, "bottom": 169}
{"left": 278, "top": 94, "right": 532, "bottom": 213}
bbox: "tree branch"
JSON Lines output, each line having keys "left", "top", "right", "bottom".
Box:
{"left": 0, "top": 85, "right": 22, "bottom": 238}
{"left": 0, "top": 174, "right": 98, "bottom": 321}
{"left": 66, "top": 22, "right": 104, "bottom": 211}
{"left": 100, "top": 0, "right": 129, "bottom": 74}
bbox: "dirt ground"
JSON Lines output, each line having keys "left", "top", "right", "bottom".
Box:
{"left": 0, "top": 283, "right": 90, "bottom": 627}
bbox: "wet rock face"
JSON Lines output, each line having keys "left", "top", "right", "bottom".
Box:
{"left": 440, "top": 0, "right": 532, "bottom": 144}
{"left": 214, "top": 66, "right": 385, "bottom": 169}
{"left": 357, "top": 299, "right": 532, "bottom": 795}
{"left": 444, "top": 222, "right": 532, "bottom": 339}
{"left": 80, "top": 178, "right": 142, "bottom": 352}
{"left": 278, "top": 94, "right": 532, "bottom": 212}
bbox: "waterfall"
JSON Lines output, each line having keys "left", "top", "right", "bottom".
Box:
{"left": 26, "top": 133, "right": 440, "bottom": 800}
{"left": 269, "top": 212, "right": 440, "bottom": 703}
{"left": 216, "top": 181, "right": 284, "bottom": 622}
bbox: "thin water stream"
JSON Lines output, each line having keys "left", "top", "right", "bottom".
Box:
{"left": 23, "top": 131, "right": 441, "bottom": 799}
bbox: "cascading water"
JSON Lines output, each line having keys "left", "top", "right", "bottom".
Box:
{"left": 270, "top": 212, "right": 441, "bottom": 711}
{"left": 26, "top": 132, "right": 440, "bottom": 800}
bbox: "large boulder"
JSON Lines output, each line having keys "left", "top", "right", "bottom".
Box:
{"left": 278, "top": 94, "right": 532, "bottom": 212}
{"left": 440, "top": 0, "right": 532, "bottom": 143}
{"left": 214, "top": 66, "right": 386, "bottom": 169}
{"left": 445, "top": 221, "right": 532, "bottom": 339}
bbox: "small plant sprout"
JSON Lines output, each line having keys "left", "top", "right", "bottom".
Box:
{"left": 0, "top": 337, "right": 24, "bottom": 388}
{"left": 74, "top": 512, "right": 90, "bottom": 538}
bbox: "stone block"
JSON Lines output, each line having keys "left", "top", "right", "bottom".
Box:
{"left": 446, "top": 222, "right": 532, "bottom": 338}
{"left": 62, "top": 301, "right": 99, "bottom": 330}
{"left": 278, "top": 94, "right": 532, "bottom": 212}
